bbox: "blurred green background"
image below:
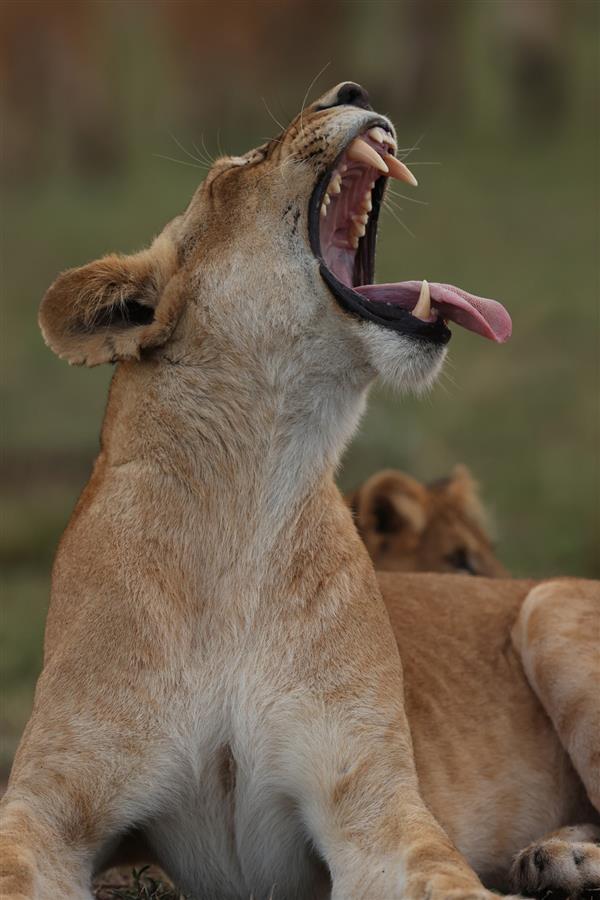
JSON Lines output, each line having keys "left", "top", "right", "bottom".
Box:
{"left": 1, "top": 0, "right": 598, "bottom": 773}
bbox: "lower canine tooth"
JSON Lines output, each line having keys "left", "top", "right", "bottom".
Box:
{"left": 412, "top": 279, "right": 431, "bottom": 321}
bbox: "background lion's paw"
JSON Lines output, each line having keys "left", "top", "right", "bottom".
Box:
{"left": 510, "top": 833, "right": 600, "bottom": 897}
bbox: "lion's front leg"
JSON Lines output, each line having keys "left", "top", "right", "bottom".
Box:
{"left": 289, "top": 705, "right": 492, "bottom": 900}
{"left": 0, "top": 795, "right": 95, "bottom": 900}
{"left": 0, "top": 669, "right": 178, "bottom": 900}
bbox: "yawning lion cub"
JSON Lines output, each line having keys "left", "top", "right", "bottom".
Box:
{"left": 1, "top": 83, "right": 598, "bottom": 900}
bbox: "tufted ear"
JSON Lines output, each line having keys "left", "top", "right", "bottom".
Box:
{"left": 349, "top": 470, "right": 428, "bottom": 539}
{"left": 39, "top": 233, "right": 184, "bottom": 366}
{"left": 444, "top": 465, "right": 489, "bottom": 530}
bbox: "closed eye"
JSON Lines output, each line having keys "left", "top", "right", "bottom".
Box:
{"left": 446, "top": 548, "right": 477, "bottom": 575}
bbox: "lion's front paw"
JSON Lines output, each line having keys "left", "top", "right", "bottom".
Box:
{"left": 421, "top": 879, "right": 526, "bottom": 900}
{"left": 510, "top": 831, "right": 600, "bottom": 897}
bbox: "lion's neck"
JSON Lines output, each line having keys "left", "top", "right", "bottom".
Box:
{"left": 97, "top": 355, "right": 368, "bottom": 585}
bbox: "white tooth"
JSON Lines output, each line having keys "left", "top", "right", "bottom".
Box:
{"left": 385, "top": 154, "right": 418, "bottom": 187}
{"left": 349, "top": 234, "right": 359, "bottom": 249}
{"left": 354, "top": 222, "right": 366, "bottom": 238}
{"left": 353, "top": 212, "right": 369, "bottom": 226}
{"left": 330, "top": 173, "right": 342, "bottom": 194}
{"left": 324, "top": 192, "right": 331, "bottom": 206}
{"left": 339, "top": 162, "right": 348, "bottom": 174}
{"left": 412, "top": 279, "right": 431, "bottom": 321}
{"left": 320, "top": 202, "right": 327, "bottom": 218}
{"left": 362, "top": 193, "right": 372, "bottom": 212}
{"left": 382, "top": 132, "right": 396, "bottom": 148}
{"left": 347, "top": 138, "right": 389, "bottom": 174}
{"left": 368, "top": 126, "right": 386, "bottom": 144}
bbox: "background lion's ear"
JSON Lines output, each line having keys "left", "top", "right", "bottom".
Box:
{"left": 445, "top": 465, "right": 489, "bottom": 530}
{"left": 38, "top": 233, "right": 184, "bottom": 366}
{"left": 351, "top": 470, "right": 428, "bottom": 538}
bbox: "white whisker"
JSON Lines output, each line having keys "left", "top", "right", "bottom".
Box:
{"left": 201, "top": 135, "right": 216, "bottom": 165}
{"left": 383, "top": 200, "right": 415, "bottom": 238}
{"left": 384, "top": 195, "right": 405, "bottom": 214}
{"left": 399, "top": 134, "right": 425, "bottom": 161}
{"left": 153, "top": 153, "right": 208, "bottom": 171}
{"left": 387, "top": 189, "right": 429, "bottom": 206}
{"left": 254, "top": 154, "right": 302, "bottom": 186}
{"left": 216, "top": 129, "right": 225, "bottom": 159}
{"left": 191, "top": 141, "right": 213, "bottom": 167}
{"left": 261, "top": 97, "right": 287, "bottom": 134}
{"left": 299, "top": 61, "right": 331, "bottom": 137}
{"left": 168, "top": 132, "right": 207, "bottom": 167}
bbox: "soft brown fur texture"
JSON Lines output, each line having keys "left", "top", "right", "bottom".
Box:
{"left": 1, "top": 84, "right": 598, "bottom": 900}
{"left": 347, "top": 465, "right": 508, "bottom": 576}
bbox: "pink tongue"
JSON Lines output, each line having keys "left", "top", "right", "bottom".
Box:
{"left": 354, "top": 281, "right": 512, "bottom": 343}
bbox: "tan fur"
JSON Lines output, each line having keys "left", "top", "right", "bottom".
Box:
{"left": 347, "top": 465, "right": 508, "bottom": 576}
{"left": 1, "top": 84, "right": 598, "bottom": 900}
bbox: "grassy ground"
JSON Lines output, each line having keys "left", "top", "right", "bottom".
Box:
{"left": 93, "top": 867, "right": 182, "bottom": 900}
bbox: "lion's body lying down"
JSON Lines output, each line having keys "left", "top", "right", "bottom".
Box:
{"left": 382, "top": 573, "right": 597, "bottom": 888}
{"left": 346, "top": 470, "right": 599, "bottom": 887}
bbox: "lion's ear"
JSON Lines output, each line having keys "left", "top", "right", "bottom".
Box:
{"left": 350, "top": 470, "right": 428, "bottom": 538}
{"left": 39, "top": 233, "right": 184, "bottom": 366}
{"left": 445, "top": 465, "right": 489, "bottom": 530}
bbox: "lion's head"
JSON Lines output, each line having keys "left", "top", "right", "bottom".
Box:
{"left": 347, "top": 465, "right": 508, "bottom": 576}
{"left": 39, "top": 83, "right": 511, "bottom": 462}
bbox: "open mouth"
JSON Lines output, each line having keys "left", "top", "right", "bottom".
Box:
{"left": 308, "top": 124, "right": 512, "bottom": 345}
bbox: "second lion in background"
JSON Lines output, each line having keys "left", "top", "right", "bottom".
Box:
{"left": 347, "top": 465, "right": 508, "bottom": 576}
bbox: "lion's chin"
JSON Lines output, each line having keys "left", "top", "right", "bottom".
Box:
{"left": 359, "top": 322, "right": 448, "bottom": 395}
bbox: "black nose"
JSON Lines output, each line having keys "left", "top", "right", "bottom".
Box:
{"left": 321, "top": 82, "right": 372, "bottom": 112}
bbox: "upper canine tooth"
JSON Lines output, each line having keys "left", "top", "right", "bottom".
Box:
{"left": 367, "top": 126, "right": 386, "bottom": 145}
{"left": 347, "top": 138, "right": 389, "bottom": 174}
{"left": 385, "top": 154, "right": 418, "bottom": 187}
{"left": 412, "top": 279, "right": 431, "bottom": 321}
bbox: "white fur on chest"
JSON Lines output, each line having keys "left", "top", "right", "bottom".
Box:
{"left": 145, "top": 666, "right": 330, "bottom": 899}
